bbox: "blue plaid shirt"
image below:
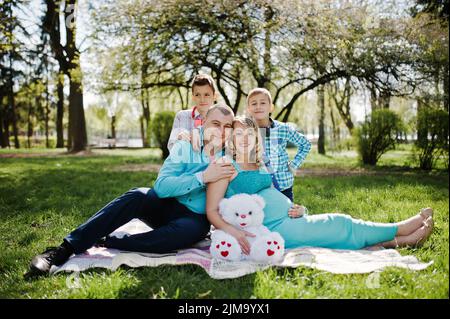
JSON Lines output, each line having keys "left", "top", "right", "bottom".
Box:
{"left": 261, "top": 119, "right": 311, "bottom": 191}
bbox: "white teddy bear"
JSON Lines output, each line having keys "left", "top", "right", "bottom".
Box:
{"left": 210, "top": 193, "right": 285, "bottom": 263}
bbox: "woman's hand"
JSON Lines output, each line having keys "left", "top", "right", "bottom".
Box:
{"left": 224, "top": 225, "right": 255, "bottom": 255}
{"left": 288, "top": 204, "right": 306, "bottom": 218}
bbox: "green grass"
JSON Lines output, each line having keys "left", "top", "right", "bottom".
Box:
{"left": 0, "top": 147, "right": 448, "bottom": 299}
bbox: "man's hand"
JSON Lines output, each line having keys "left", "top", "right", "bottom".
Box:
{"left": 203, "top": 159, "right": 235, "bottom": 183}
{"left": 224, "top": 225, "right": 256, "bottom": 255}
{"left": 288, "top": 204, "right": 306, "bottom": 218}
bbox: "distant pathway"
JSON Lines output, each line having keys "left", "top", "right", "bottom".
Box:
{"left": 111, "top": 164, "right": 414, "bottom": 177}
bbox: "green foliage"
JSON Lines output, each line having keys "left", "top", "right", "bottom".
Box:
{"left": 151, "top": 111, "right": 175, "bottom": 159}
{"left": 355, "top": 109, "right": 404, "bottom": 166}
{"left": 9, "top": 136, "right": 57, "bottom": 149}
{"left": 415, "top": 108, "right": 449, "bottom": 170}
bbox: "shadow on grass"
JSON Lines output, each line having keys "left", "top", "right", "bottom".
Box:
{"left": 116, "top": 265, "right": 258, "bottom": 299}
{"left": 41, "top": 264, "right": 258, "bottom": 299}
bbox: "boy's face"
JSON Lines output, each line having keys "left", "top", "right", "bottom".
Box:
{"left": 247, "top": 93, "right": 273, "bottom": 122}
{"left": 192, "top": 85, "right": 215, "bottom": 111}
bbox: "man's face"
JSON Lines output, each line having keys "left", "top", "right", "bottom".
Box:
{"left": 203, "top": 109, "right": 234, "bottom": 148}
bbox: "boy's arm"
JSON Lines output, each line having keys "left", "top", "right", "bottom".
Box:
{"left": 287, "top": 125, "right": 311, "bottom": 170}
{"left": 154, "top": 141, "right": 205, "bottom": 198}
{"left": 167, "top": 112, "right": 189, "bottom": 151}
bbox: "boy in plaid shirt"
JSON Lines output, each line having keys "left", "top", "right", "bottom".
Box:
{"left": 246, "top": 88, "right": 311, "bottom": 201}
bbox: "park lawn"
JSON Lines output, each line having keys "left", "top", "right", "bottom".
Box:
{"left": 0, "top": 148, "right": 448, "bottom": 299}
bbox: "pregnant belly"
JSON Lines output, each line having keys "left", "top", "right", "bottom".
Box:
{"left": 258, "top": 188, "right": 292, "bottom": 227}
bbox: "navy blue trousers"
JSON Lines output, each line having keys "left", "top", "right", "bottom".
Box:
{"left": 281, "top": 187, "right": 294, "bottom": 202}
{"left": 65, "top": 188, "right": 210, "bottom": 254}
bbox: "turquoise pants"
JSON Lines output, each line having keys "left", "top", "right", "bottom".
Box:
{"left": 268, "top": 213, "right": 398, "bottom": 250}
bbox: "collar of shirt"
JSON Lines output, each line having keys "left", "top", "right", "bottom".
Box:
{"left": 191, "top": 106, "right": 204, "bottom": 127}
{"left": 260, "top": 117, "right": 276, "bottom": 138}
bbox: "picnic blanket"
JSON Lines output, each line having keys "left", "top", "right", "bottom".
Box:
{"left": 50, "top": 219, "right": 433, "bottom": 279}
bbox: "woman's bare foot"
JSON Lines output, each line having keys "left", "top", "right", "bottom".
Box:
{"left": 399, "top": 217, "right": 434, "bottom": 248}
{"left": 419, "top": 208, "right": 434, "bottom": 220}
{"left": 381, "top": 217, "right": 434, "bottom": 249}
{"left": 396, "top": 207, "right": 434, "bottom": 236}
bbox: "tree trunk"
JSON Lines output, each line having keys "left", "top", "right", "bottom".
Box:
{"left": 45, "top": 76, "right": 50, "bottom": 148}
{"left": 0, "top": 101, "right": 6, "bottom": 148}
{"left": 329, "top": 79, "right": 354, "bottom": 134}
{"left": 443, "top": 63, "right": 449, "bottom": 112}
{"left": 8, "top": 84, "right": 19, "bottom": 149}
{"left": 111, "top": 115, "right": 116, "bottom": 139}
{"left": 329, "top": 101, "right": 338, "bottom": 148}
{"left": 68, "top": 79, "right": 87, "bottom": 152}
{"left": 380, "top": 91, "right": 391, "bottom": 109}
{"left": 416, "top": 98, "right": 426, "bottom": 142}
{"left": 43, "top": 0, "right": 87, "bottom": 152}
{"left": 27, "top": 100, "right": 35, "bottom": 148}
{"left": 8, "top": 51, "right": 19, "bottom": 149}
{"left": 139, "top": 115, "right": 145, "bottom": 147}
{"left": 318, "top": 85, "right": 326, "bottom": 155}
{"left": 140, "top": 89, "right": 150, "bottom": 148}
{"left": 1, "top": 106, "right": 10, "bottom": 148}
{"left": 369, "top": 84, "right": 379, "bottom": 111}
{"left": 177, "top": 87, "right": 187, "bottom": 110}
{"left": 56, "top": 72, "right": 64, "bottom": 148}
{"left": 65, "top": 0, "right": 87, "bottom": 153}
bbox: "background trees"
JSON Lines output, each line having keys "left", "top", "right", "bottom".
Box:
{"left": 1, "top": 0, "right": 448, "bottom": 168}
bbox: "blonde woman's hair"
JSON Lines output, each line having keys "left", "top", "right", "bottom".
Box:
{"left": 228, "top": 115, "right": 264, "bottom": 167}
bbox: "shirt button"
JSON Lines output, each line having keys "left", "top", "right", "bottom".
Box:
{"left": 187, "top": 188, "right": 191, "bottom": 191}
{"left": 188, "top": 199, "right": 192, "bottom": 202}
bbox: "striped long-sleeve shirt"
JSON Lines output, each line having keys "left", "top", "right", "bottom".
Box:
{"left": 167, "top": 107, "right": 204, "bottom": 151}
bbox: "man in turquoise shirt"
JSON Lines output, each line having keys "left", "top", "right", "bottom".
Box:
{"left": 26, "top": 104, "right": 235, "bottom": 277}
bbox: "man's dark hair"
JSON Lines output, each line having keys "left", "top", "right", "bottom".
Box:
{"left": 205, "top": 103, "right": 235, "bottom": 118}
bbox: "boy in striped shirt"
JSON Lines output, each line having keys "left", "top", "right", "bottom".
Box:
{"left": 167, "top": 73, "right": 217, "bottom": 151}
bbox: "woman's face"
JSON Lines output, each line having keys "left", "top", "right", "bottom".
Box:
{"left": 233, "top": 122, "right": 257, "bottom": 159}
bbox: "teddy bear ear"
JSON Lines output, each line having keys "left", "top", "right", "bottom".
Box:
{"left": 251, "top": 194, "right": 265, "bottom": 209}
{"left": 218, "top": 198, "right": 229, "bottom": 215}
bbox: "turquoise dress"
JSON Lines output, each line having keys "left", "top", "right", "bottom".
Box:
{"left": 225, "top": 162, "right": 398, "bottom": 250}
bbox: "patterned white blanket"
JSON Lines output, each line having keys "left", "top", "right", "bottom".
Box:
{"left": 50, "top": 219, "right": 433, "bottom": 279}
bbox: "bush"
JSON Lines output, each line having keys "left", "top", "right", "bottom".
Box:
{"left": 354, "top": 109, "right": 404, "bottom": 166}
{"left": 8, "top": 136, "right": 57, "bottom": 148}
{"left": 414, "top": 108, "right": 449, "bottom": 170}
{"left": 151, "top": 111, "right": 175, "bottom": 159}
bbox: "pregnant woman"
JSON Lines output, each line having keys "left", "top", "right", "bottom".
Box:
{"left": 206, "top": 116, "right": 434, "bottom": 254}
